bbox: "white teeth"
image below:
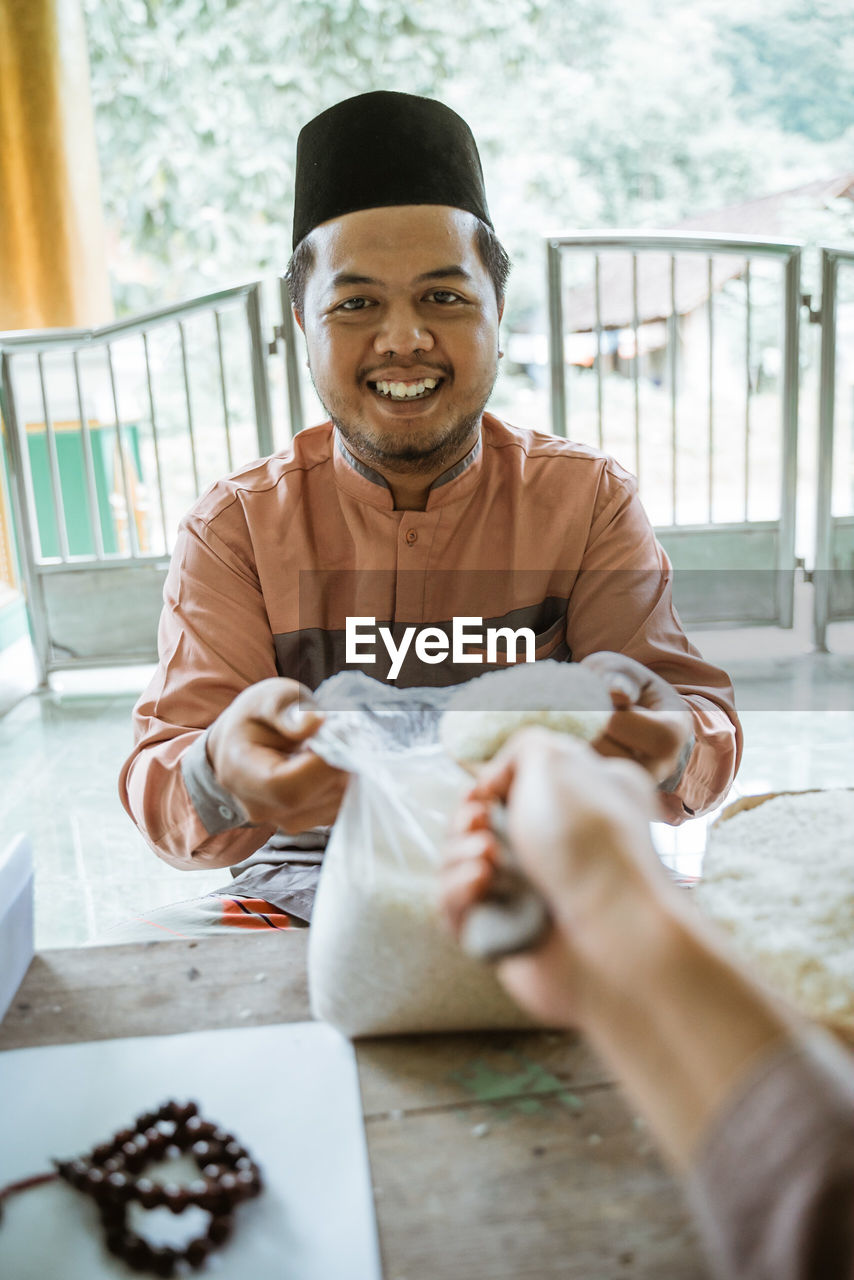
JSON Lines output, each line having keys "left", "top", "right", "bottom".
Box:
{"left": 373, "top": 377, "right": 439, "bottom": 400}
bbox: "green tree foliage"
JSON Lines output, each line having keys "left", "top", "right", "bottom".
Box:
{"left": 82, "top": 0, "right": 851, "bottom": 323}
{"left": 720, "top": 0, "right": 854, "bottom": 142}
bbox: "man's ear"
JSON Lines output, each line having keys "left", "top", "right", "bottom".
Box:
{"left": 498, "top": 297, "right": 505, "bottom": 324}
{"left": 294, "top": 308, "right": 305, "bottom": 333}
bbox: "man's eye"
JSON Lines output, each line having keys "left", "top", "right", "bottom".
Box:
{"left": 337, "top": 297, "right": 371, "bottom": 311}
{"left": 428, "top": 290, "right": 462, "bottom": 304}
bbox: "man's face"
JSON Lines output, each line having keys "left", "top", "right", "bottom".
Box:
{"left": 297, "top": 205, "right": 503, "bottom": 475}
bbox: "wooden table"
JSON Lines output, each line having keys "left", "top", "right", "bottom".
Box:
{"left": 0, "top": 934, "right": 708, "bottom": 1279}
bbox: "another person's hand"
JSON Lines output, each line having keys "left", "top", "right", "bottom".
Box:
{"left": 441, "top": 728, "right": 664, "bottom": 1027}
{"left": 580, "top": 651, "right": 694, "bottom": 785}
{"left": 205, "top": 678, "right": 350, "bottom": 832}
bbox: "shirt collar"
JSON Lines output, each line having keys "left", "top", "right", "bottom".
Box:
{"left": 333, "top": 427, "right": 483, "bottom": 509}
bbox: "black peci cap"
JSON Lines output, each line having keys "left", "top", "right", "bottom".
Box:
{"left": 292, "top": 91, "right": 493, "bottom": 250}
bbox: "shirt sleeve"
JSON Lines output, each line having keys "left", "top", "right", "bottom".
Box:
{"left": 118, "top": 507, "right": 279, "bottom": 869}
{"left": 566, "top": 460, "right": 742, "bottom": 823}
{"left": 685, "top": 1028, "right": 854, "bottom": 1280}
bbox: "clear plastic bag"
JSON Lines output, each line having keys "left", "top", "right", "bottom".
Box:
{"left": 307, "top": 672, "right": 534, "bottom": 1037}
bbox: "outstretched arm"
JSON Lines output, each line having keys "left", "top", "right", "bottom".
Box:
{"left": 441, "top": 731, "right": 854, "bottom": 1279}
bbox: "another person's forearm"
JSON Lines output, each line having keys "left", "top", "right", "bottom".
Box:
{"left": 552, "top": 876, "right": 796, "bottom": 1170}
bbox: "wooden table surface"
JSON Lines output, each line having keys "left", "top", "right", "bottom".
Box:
{"left": 0, "top": 933, "right": 709, "bottom": 1280}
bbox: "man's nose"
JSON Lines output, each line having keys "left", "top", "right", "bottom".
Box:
{"left": 373, "top": 302, "right": 435, "bottom": 356}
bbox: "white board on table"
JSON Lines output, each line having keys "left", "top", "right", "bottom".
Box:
{"left": 0, "top": 1021, "right": 382, "bottom": 1280}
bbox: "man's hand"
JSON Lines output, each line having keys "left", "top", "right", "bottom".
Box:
{"left": 205, "top": 678, "right": 349, "bottom": 832}
{"left": 580, "top": 652, "right": 693, "bottom": 785}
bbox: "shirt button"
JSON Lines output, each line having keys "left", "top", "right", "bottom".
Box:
{"left": 218, "top": 804, "right": 235, "bottom": 821}
{"left": 405, "top": 529, "right": 418, "bottom": 545}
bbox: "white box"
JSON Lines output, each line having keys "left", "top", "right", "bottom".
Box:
{"left": 0, "top": 833, "right": 34, "bottom": 1024}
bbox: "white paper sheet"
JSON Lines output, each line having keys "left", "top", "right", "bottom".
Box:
{"left": 0, "top": 1021, "right": 382, "bottom": 1280}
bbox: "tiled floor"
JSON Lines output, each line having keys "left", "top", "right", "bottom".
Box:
{"left": 2, "top": 622, "right": 853, "bottom": 950}
{"left": 0, "top": 665, "right": 225, "bottom": 949}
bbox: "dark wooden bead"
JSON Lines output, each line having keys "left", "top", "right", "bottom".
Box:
{"left": 135, "top": 1176, "right": 162, "bottom": 1209}
{"left": 98, "top": 1199, "right": 125, "bottom": 1226}
{"left": 135, "top": 1110, "right": 158, "bottom": 1131}
{"left": 163, "top": 1183, "right": 190, "bottom": 1214}
{"left": 191, "top": 1118, "right": 217, "bottom": 1138}
{"left": 150, "top": 1244, "right": 178, "bottom": 1277}
{"left": 69, "top": 1159, "right": 90, "bottom": 1188}
{"left": 105, "top": 1228, "right": 130, "bottom": 1256}
{"left": 143, "top": 1125, "right": 167, "bottom": 1154}
{"left": 198, "top": 1183, "right": 229, "bottom": 1214}
{"left": 235, "top": 1168, "right": 260, "bottom": 1198}
{"left": 207, "top": 1214, "right": 233, "bottom": 1245}
{"left": 124, "top": 1237, "right": 152, "bottom": 1272}
{"left": 222, "top": 1140, "right": 245, "bottom": 1165}
{"left": 186, "top": 1178, "right": 208, "bottom": 1200}
{"left": 185, "top": 1236, "right": 213, "bottom": 1266}
{"left": 172, "top": 1101, "right": 198, "bottom": 1124}
{"left": 106, "top": 1171, "right": 132, "bottom": 1202}
{"left": 201, "top": 1162, "right": 223, "bottom": 1179}
{"left": 85, "top": 1167, "right": 106, "bottom": 1191}
{"left": 102, "top": 1156, "right": 122, "bottom": 1174}
{"left": 91, "top": 1141, "right": 115, "bottom": 1163}
{"left": 190, "top": 1140, "right": 211, "bottom": 1161}
{"left": 112, "top": 1128, "right": 135, "bottom": 1146}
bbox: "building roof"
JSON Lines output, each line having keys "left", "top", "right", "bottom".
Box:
{"left": 561, "top": 174, "right": 854, "bottom": 333}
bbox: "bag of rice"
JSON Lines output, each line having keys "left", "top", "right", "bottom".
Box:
{"left": 307, "top": 672, "right": 535, "bottom": 1037}
{"left": 439, "top": 660, "right": 612, "bottom": 765}
{"left": 696, "top": 789, "right": 854, "bottom": 1037}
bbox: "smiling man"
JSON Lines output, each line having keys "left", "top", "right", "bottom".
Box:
{"left": 119, "top": 91, "right": 742, "bottom": 932}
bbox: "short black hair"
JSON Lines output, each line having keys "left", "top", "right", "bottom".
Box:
{"left": 285, "top": 216, "right": 511, "bottom": 317}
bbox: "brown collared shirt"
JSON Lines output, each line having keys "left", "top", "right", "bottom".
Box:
{"left": 119, "top": 414, "right": 742, "bottom": 873}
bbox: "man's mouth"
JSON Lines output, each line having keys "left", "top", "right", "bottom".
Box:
{"left": 368, "top": 376, "right": 443, "bottom": 401}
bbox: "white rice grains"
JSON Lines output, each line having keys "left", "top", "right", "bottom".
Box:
{"left": 696, "top": 790, "right": 854, "bottom": 1035}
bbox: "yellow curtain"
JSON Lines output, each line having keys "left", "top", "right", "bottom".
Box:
{"left": 0, "top": 0, "right": 113, "bottom": 331}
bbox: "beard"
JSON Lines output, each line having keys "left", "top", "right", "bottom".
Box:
{"left": 311, "top": 363, "right": 498, "bottom": 476}
{"left": 331, "top": 406, "right": 484, "bottom": 474}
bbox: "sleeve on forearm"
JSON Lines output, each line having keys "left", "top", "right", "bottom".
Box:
{"left": 686, "top": 1028, "right": 854, "bottom": 1280}
{"left": 180, "top": 731, "right": 249, "bottom": 834}
{"left": 657, "top": 689, "right": 742, "bottom": 823}
{"left": 118, "top": 511, "right": 278, "bottom": 869}
{"left": 567, "top": 461, "right": 742, "bottom": 825}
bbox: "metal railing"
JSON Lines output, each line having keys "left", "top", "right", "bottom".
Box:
{"left": 0, "top": 282, "right": 288, "bottom": 679}
{"left": 814, "top": 245, "right": 854, "bottom": 649}
{"left": 546, "top": 231, "right": 803, "bottom": 629}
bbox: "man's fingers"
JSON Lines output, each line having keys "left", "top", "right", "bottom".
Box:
{"left": 266, "top": 687, "right": 325, "bottom": 743}
{"left": 593, "top": 706, "right": 687, "bottom": 778}
{"left": 579, "top": 651, "right": 645, "bottom": 707}
{"left": 235, "top": 748, "right": 349, "bottom": 828}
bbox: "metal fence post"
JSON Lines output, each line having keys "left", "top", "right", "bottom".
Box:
{"left": 0, "top": 353, "right": 50, "bottom": 683}
{"left": 814, "top": 249, "right": 838, "bottom": 652}
{"left": 278, "top": 277, "right": 305, "bottom": 437}
{"left": 777, "top": 247, "right": 801, "bottom": 630}
{"left": 246, "top": 284, "right": 274, "bottom": 456}
{"left": 546, "top": 241, "right": 566, "bottom": 438}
